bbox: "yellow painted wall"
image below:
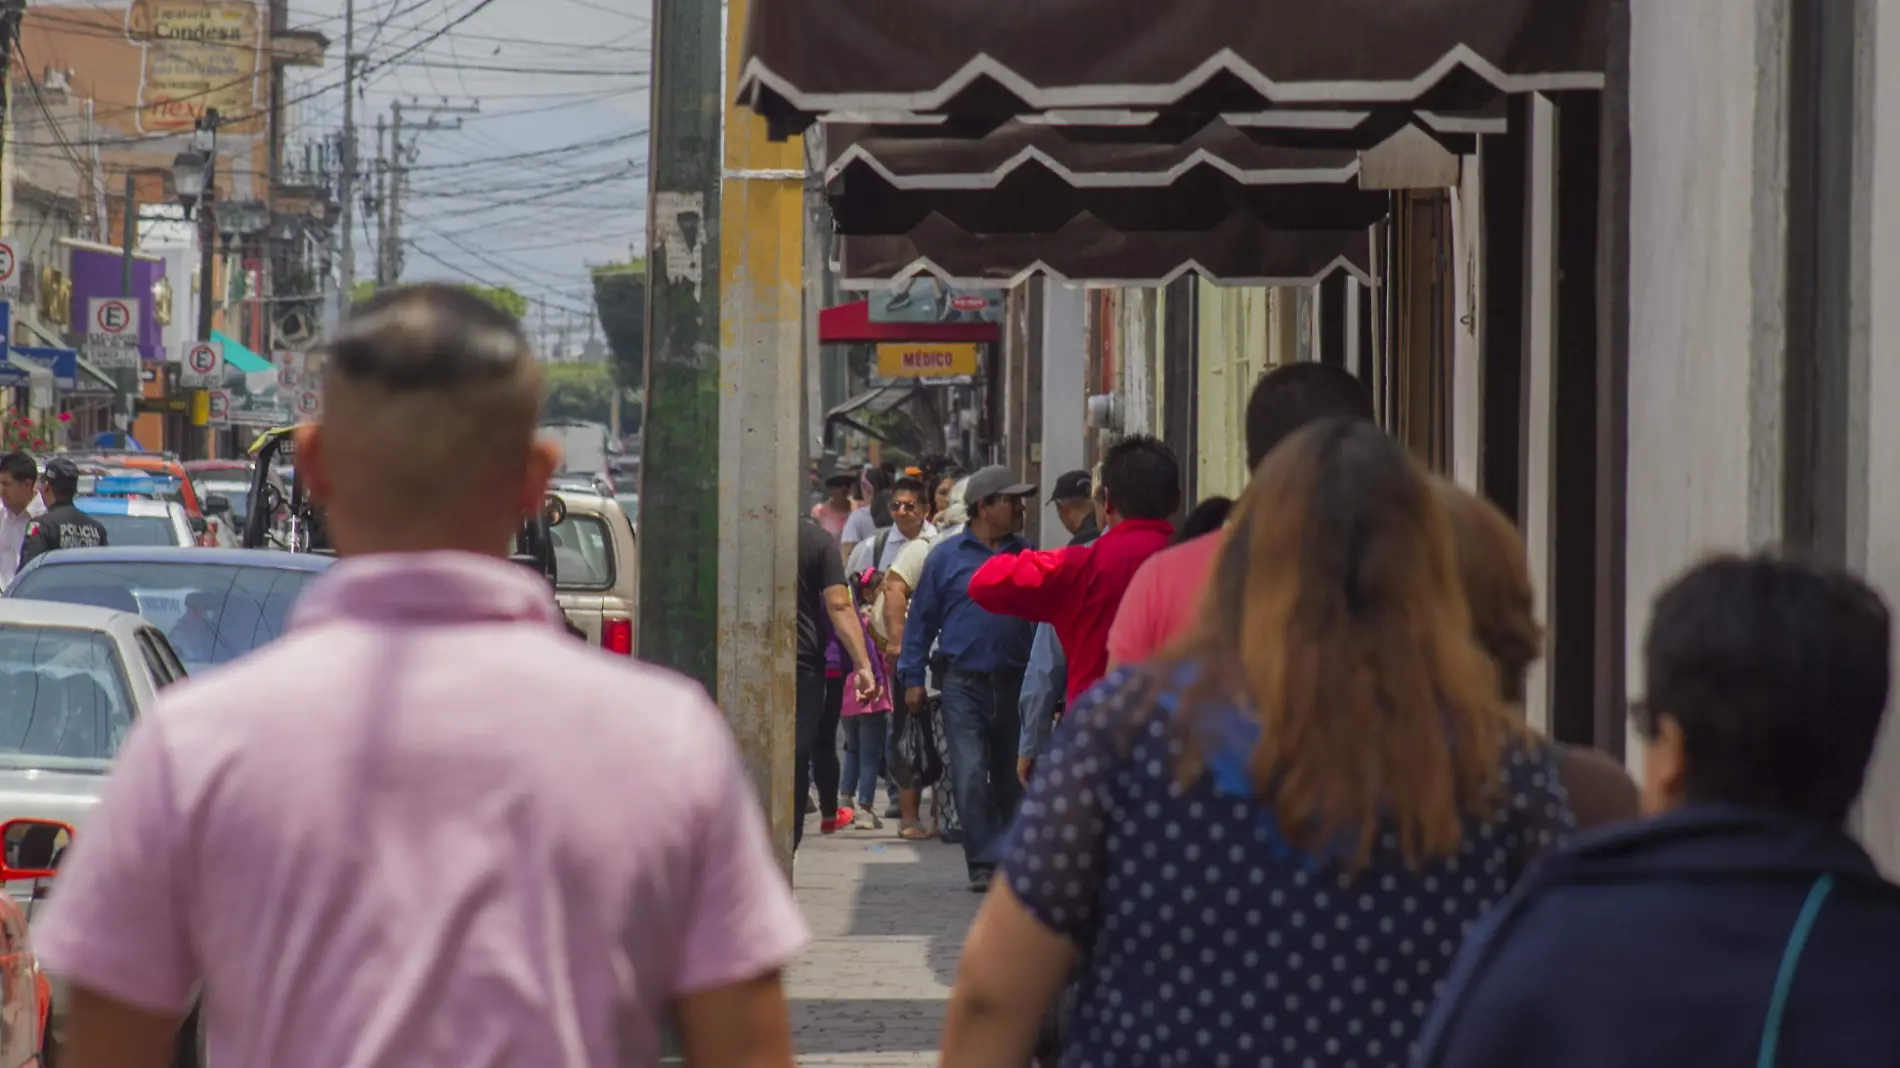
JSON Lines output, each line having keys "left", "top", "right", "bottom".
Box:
{"left": 1194, "top": 283, "right": 1272, "bottom": 498}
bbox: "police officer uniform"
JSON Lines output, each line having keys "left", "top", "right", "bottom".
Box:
{"left": 20, "top": 458, "right": 108, "bottom": 569}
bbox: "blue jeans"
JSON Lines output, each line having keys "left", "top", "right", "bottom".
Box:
{"left": 939, "top": 668, "right": 1025, "bottom": 872}
{"left": 841, "top": 712, "right": 888, "bottom": 808}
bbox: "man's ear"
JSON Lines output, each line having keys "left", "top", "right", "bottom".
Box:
{"left": 519, "top": 438, "right": 559, "bottom": 517}
{"left": 294, "top": 423, "right": 330, "bottom": 505}
{"left": 1640, "top": 713, "right": 1690, "bottom": 816}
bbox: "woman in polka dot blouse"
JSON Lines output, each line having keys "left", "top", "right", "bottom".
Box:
{"left": 939, "top": 420, "right": 1573, "bottom": 1068}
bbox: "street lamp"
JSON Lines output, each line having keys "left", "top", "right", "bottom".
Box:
{"left": 171, "top": 109, "right": 220, "bottom": 460}
{"left": 169, "top": 109, "right": 219, "bottom": 344}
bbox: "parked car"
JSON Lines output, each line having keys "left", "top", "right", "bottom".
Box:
{"left": 75, "top": 494, "right": 198, "bottom": 548}
{"left": 6, "top": 548, "right": 331, "bottom": 672}
{"left": 547, "top": 490, "right": 637, "bottom": 654}
{"left": 0, "top": 601, "right": 185, "bottom": 1068}
{"left": 0, "top": 816, "right": 74, "bottom": 1068}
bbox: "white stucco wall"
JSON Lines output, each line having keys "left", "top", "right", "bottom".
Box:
{"left": 1624, "top": 0, "right": 1790, "bottom": 780}
{"left": 1854, "top": 0, "right": 1900, "bottom": 871}
{"left": 1041, "top": 285, "right": 1087, "bottom": 546}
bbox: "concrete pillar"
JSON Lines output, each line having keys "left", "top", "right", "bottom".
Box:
{"left": 1450, "top": 154, "right": 1483, "bottom": 494}
{"left": 1624, "top": 0, "right": 1790, "bottom": 779}
{"left": 1521, "top": 94, "right": 1557, "bottom": 737}
{"left": 1039, "top": 283, "right": 1086, "bottom": 547}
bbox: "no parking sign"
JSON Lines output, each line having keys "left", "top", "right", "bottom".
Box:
{"left": 180, "top": 340, "right": 222, "bottom": 388}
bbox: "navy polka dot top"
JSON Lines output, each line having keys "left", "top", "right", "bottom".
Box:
{"left": 999, "top": 668, "right": 1573, "bottom": 1068}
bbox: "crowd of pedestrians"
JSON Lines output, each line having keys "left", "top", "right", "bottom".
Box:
{"left": 30, "top": 282, "right": 1900, "bottom": 1068}
{"left": 797, "top": 361, "right": 1900, "bottom": 1068}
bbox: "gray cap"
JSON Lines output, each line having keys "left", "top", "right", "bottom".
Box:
{"left": 962, "top": 464, "right": 1036, "bottom": 506}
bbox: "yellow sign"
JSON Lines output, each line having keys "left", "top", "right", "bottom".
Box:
{"left": 875, "top": 342, "right": 980, "bottom": 379}
{"left": 126, "top": 0, "right": 265, "bottom": 135}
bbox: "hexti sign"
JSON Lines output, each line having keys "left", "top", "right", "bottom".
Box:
{"left": 86, "top": 297, "right": 142, "bottom": 369}
{"left": 0, "top": 237, "right": 19, "bottom": 299}
{"left": 180, "top": 339, "right": 223, "bottom": 388}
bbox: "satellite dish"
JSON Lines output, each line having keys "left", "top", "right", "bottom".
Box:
{"left": 276, "top": 307, "right": 315, "bottom": 348}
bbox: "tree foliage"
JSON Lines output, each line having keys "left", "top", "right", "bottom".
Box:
{"left": 350, "top": 281, "right": 531, "bottom": 321}
{"left": 543, "top": 363, "right": 615, "bottom": 424}
{"left": 590, "top": 262, "right": 646, "bottom": 394}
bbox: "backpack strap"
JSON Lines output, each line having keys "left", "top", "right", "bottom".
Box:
{"left": 1757, "top": 874, "right": 1835, "bottom": 1068}
{"left": 874, "top": 529, "right": 892, "bottom": 569}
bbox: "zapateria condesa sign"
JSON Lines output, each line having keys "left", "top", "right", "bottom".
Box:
{"left": 874, "top": 342, "right": 979, "bottom": 379}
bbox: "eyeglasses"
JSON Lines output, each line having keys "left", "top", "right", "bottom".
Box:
{"left": 891, "top": 500, "right": 923, "bottom": 513}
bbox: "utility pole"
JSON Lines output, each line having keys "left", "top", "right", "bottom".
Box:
{"left": 372, "top": 114, "right": 387, "bottom": 287}
{"left": 643, "top": 0, "right": 722, "bottom": 701}
{"left": 337, "top": 0, "right": 357, "bottom": 313}
{"left": 382, "top": 100, "right": 475, "bottom": 284}
{"left": 388, "top": 100, "right": 402, "bottom": 283}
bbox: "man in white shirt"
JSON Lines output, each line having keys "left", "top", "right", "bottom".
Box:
{"left": 0, "top": 452, "right": 46, "bottom": 588}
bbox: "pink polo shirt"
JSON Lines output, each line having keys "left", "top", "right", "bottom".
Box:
{"left": 35, "top": 551, "right": 807, "bottom": 1068}
{"left": 1105, "top": 530, "right": 1225, "bottom": 667}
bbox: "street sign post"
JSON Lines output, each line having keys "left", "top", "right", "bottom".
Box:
{"left": 293, "top": 387, "right": 322, "bottom": 420}
{"left": 0, "top": 239, "right": 20, "bottom": 301}
{"left": 206, "top": 389, "right": 232, "bottom": 426}
{"left": 273, "top": 350, "right": 302, "bottom": 392}
{"left": 180, "top": 339, "right": 222, "bottom": 388}
{"left": 86, "top": 297, "right": 142, "bottom": 369}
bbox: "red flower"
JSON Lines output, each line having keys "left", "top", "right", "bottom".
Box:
{"left": 56, "top": 412, "right": 71, "bottom": 423}
{"left": 30, "top": 439, "right": 43, "bottom": 449}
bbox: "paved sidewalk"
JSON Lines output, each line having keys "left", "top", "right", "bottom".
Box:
{"left": 788, "top": 811, "right": 981, "bottom": 1067}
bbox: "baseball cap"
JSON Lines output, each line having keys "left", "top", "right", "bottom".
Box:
{"left": 1048, "top": 469, "right": 1093, "bottom": 503}
{"left": 963, "top": 464, "right": 1035, "bottom": 505}
{"left": 42, "top": 457, "right": 78, "bottom": 484}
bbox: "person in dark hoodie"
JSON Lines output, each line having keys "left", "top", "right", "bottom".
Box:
{"left": 1414, "top": 554, "right": 1900, "bottom": 1068}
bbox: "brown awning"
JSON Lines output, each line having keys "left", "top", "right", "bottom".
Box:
{"left": 741, "top": 0, "right": 1608, "bottom": 134}
{"left": 823, "top": 118, "right": 1400, "bottom": 235}
{"left": 839, "top": 212, "right": 1373, "bottom": 290}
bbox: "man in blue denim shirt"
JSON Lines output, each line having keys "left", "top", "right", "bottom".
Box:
{"left": 898, "top": 464, "right": 1036, "bottom": 892}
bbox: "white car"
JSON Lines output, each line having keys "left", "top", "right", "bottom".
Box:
{"left": 74, "top": 497, "right": 196, "bottom": 548}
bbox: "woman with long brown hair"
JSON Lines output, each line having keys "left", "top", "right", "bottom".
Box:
{"left": 1434, "top": 481, "right": 1638, "bottom": 829}
{"left": 939, "top": 420, "right": 1572, "bottom": 1068}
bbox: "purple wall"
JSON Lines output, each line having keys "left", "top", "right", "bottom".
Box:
{"left": 68, "top": 247, "right": 167, "bottom": 363}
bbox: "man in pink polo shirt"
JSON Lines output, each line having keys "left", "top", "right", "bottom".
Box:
{"left": 35, "top": 284, "right": 807, "bottom": 1068}
{"left": 1107, "top": 363, "right": 1375, "bottom": 667}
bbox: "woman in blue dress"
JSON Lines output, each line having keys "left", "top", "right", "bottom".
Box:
{"left": 939, "top": 419, "right": 1572, "bottom": 1068}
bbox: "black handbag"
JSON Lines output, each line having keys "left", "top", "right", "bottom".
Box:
{"left": 896, "top": 702, "right": 944, "bottom": 789}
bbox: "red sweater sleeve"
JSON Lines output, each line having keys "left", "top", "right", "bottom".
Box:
{"left": 968, "top": 546, "right": 1082, "bottom": 624}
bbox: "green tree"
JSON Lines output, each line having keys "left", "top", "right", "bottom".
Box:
{"left": 590, "top": 261, "right": 646, "bottom": 396}
{"left": 543, "top": 363, "right": 616, "bottom": 424}
{"left": 350, "top": 281, "right": 531, "bottom": 320}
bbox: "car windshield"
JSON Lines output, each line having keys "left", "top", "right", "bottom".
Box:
{"left": 8, "top": 561, "right": 319, "bottom": 672}
{"left": 197, "top": 480, "right": 252, "bottom": 522}
{"left": 82, "top": 512, "right": 183, "bottom": 547}
{"left": 551, "top": 516, "right": 613, "bottom": 589}
{"left": 0, "top": 625, "right": 134, "bottom": 771}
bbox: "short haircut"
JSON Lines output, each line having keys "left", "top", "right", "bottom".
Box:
{"left": 1245, "top": 363, "right": 1375, "bottom": 470}
{"left": 1099, "top": 435, "right": 1181, "bottom": 521}
{"left": 0, "top": 452, "right": 37, "bottom": 484}
{"left": 892, "top": 477, "right": 927, "bottom": 502}
{"left": 1640, "top": 555, "right": 1891, "bottom": 825}
{"left": 321, "top": 283, "right": 542, "bottom": 532}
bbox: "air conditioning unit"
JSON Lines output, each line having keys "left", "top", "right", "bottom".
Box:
{"left": 42, "top": 68, "right": 70, "bottom": 96}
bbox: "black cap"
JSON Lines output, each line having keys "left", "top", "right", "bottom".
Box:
{"left": 42, "top": 458, "right": 78, "bottom": 495}
{"left": 824, "top": 471, "right": 857, "bottom": 489}
{"left": 1049, "top": 469, "right": 1092, "bottom": 503}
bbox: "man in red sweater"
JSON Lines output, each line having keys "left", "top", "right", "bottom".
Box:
{"left": 968, "top": 436, "right": 1180, "bottom": 705}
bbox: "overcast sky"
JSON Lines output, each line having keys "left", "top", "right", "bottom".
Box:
{"left": 286, "top": 0, "right": 651, "bottom": 349}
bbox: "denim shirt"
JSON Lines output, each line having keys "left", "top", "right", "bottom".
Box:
{"left": 1018, "top": 623, "right": 1065, "bottom": 758}
{"left": 896, "top": 528, "right": 1035, "bottom": 687}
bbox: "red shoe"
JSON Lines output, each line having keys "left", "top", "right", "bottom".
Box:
{"left": 821, "top": 807, "right": 855, "bottom": 834}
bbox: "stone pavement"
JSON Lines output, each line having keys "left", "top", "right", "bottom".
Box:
{"left": 787, "top": 809, "right": 981, "bottom": 1067}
